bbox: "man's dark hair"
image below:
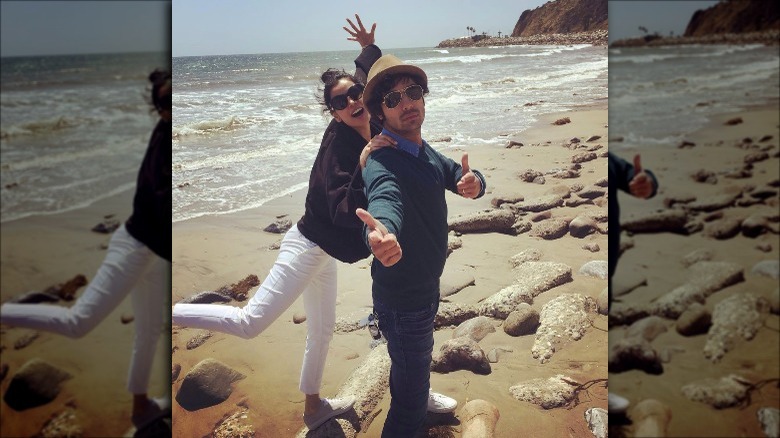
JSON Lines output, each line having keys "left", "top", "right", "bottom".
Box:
{"left": 316, "top": 68, "right": 362, "bottom": 115}
{"left": 366, "top": 73, "right": 429, "bottom": 122}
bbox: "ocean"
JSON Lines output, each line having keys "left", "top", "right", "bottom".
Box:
{"left": 608, "top": 44, "right": 779, "bottom": 148}
{"left": 172, "top": 44, "right": 608, "bottom": 223}
{"left": 0, "top": 51, "right": 169, "bottom": 223}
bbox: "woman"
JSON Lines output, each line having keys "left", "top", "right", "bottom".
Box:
{"left": 172, "top": 16, "right": 455, "bottom": 431}
{"left": 1, "top": 69, "right": 172, "bottom": 430}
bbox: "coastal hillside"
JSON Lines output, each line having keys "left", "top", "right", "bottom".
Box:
{"left": 685, "top": 0, "right": 780, "bottom": 36}
{"left": 512, "top": 0, "right": 608, "bottom": 36}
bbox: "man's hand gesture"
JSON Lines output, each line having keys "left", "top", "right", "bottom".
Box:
{"left": 628, "top": 154, "right": 653, "bottom": 199}
{"left": 356, "top": 208, "right": 402, "bottom": 267}
{"left": 456, "top": 153, "right": 481, "bottom": 198}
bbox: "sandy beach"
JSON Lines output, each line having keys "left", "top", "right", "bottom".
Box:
{"left": 0, "top": 190, "right": 170, "bottom": 438}
{"left": 609, "top": 106, "right": 780, "bottom": 437}
{"left": 170, "top": 105, "right": 610, "bottom": 437}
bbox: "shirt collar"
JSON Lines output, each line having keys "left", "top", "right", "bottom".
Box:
{"left": 381, "top": 128, "right": 422, "bottom": 158}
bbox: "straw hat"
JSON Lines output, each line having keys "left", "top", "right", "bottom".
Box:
{"left": 364, "top": 55, "right": 428, "bottom": 110}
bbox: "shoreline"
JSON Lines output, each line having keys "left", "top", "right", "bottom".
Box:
{"left": 610, "top": 29, "right": 780, "bottom": 48}
{"left": 437, "top": 30, "right": 608, "bottom": 48}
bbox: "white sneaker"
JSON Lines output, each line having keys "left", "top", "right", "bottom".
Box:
{"left": 303, "top": 397, "right": 356, "bottom": 430}
{"left": 608, "top": 392, "right": 630, "bottom": 414}
{"left": 427, "top": 390, "right": 457, "bottom": 413}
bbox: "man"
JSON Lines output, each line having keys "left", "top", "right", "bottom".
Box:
{"left": 355, "top": 55, "right": 487, "bottom": 437}
{"left": 607, "top": 151, "right": 658, "bottom": 415}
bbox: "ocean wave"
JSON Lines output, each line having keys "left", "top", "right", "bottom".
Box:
{"left": 172, "top": 116, "right": 244, "bottom": 137}
{"left": 0, "top": 116, "right": 84, "bottom": 139}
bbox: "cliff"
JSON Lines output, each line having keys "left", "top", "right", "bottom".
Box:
{"left": 512, "top": 0, "right": 608, "bottom": 37}
{"left": 685, "top": 0, "right": 780, "bottom": 36}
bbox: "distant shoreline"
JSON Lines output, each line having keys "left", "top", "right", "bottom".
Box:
{"left": 437, "top": 30, "right": 608, "bottom": 48}
{"left": 610, "top": 29, "right": 779, "bottom": 48}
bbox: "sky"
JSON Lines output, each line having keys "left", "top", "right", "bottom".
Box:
{"left": 608, "top": 0, "right": 720, "bottom": 44}
{"left": 173, "top": 0, "right": 549, "bottom": 57}
{"left": 0, "top": 1, "right": 170, "bottom": 57}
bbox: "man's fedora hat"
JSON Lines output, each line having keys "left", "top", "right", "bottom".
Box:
{"left": 364, "top": 55, "right": 428, "bottom": 109}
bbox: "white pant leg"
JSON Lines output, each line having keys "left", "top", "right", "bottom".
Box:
{"left": 299, "top": 255, "right": 338, "bottom": 395}
{"left": 171, "top": 225, "right": 332, "bottom": 340}
{"left": 127, "top": 255, "right": 170, "bottom": 394}
{"left": 0, "top": 225, "right": 153, "bottom": 339}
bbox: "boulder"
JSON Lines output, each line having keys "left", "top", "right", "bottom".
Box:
{"left": 608, "top": 338, "right": 663, "bottom": 375}
{"left": 509, "top": 374, "right": 580, "bottom": 409}
{"left": 651, "top": 261, "right": 744, "bottom": 318}
{"left": 532, "top": 294, "right": 597, "bottom": 363}
{"left": 3, "top": 359, "right": 72, "bottom": 411}
{"left": 514, "top": 195, "right": 564, "bottom": 213}
{"left": 175, "top": 359, "right": 246, "bottom": 411}
{"left": 569, "top": 215, "right": 599, "bottom": 238}
{"left": 621, "top": 209, "right": 689, "bottom": 234}
{"left": 584, "top": 407, "right": 607, "bottom": 438}
{"left": 448, "top": 209, "right": 517, "bottom": 235}
{"left": 509, "top": 248, "right": 543, "bottom": 268}
{"left": 686, "top": 192, "right": 741, "bottom": 212}
{"left": 675, "top": 303, "right": 711, "bottom": 336}
{"left": 440, "top": 269, "right": 476, "bottom": 298}
{"left": 263, "top": 219, "right": 292, "bottom": 234}
{"left": 702, "top": 217, "right": 742, "bottom": 239}
{"left": 757, "top": 407, "right": 779, "bottom": 438}
{"left": 752, "top": 260, "right": 780, "bottom": 280}
{"left": 529, "top": 219, "right": 570, "bottom": 240}
{"left": 179, "top": 291, "right": 232, "bottom": 304}
{"left": 625, "top": 316, "right": 668, "bottom": 342}
{"left": 453, "top": 316, "right": 496, "bottom": 342}
{"left": 681, "top": 248, "right": 714, "bottom": 268}
{"left": 436, "top": 302, "right": 479, "bottom": 329}
{"left": 579, "top": 260, "right": 608, "bottom": 279}
{"left": 431, "top": 337, "right": 491, "bottom": 375}
{"left": 479, "top": 262, "right": 572, "bottom": 319}
{"left": 704, "top": 294, "right": 767, "bottom": 362}
{"left": 503, "top": 303, "right": 539, "bottom": 336}
{"left": 682, "top": 374, "right": 752, "bottom": 408}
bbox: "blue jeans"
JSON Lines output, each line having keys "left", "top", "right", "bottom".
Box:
{"left": 374, "top": 298, "right": 439, "bottom": 438}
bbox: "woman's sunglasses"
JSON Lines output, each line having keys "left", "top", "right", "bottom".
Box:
{"left": 382, "top": 84, "right": 424, "bottom": 109}
{"left": 330, "top": 83, "right": 364, "bottom": 111}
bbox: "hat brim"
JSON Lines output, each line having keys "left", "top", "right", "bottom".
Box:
{"left": 364, "top": 62, "right": 428, "bottom": 110}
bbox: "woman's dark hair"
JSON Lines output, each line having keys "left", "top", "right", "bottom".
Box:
{"left": 149, "top": 69, "right": 171, "bottom": 111}
{"left": 316, "top": 68, "right": 362, "bottom": 115}
{"left": 365, "top": 73, "right": 428, "bottom": 122}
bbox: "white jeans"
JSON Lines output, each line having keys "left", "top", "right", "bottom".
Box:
{"left": 172, "top": 224, "right": 337, "bottom": 395}
{"left": 0, "top": 224, "right": 169, "bottom": 394}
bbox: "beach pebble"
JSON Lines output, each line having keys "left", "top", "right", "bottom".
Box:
{"left": 13, "top": 330, "right": 40, "bottom": 350}
{"left": 120, "top": 313, "right": 134, "bottom": 324}
{"left": 179, "top": 290, "right": 232, "bottom": 304}
{"left": 757, "top": 407, "right": 779, "bottom": 438}
{"left": 748, "top": 186, "right": 779, "bottom": 200}
{"left": 529, "top": 211, "right": 552, "bottom": 222}
{"left": 576, "top": 186, "right": 606, "bottom": 199}
{"left": 569, "top": 215, "right": 598, "bottom": 238}
{"left": 344, "top": 352, "right": 359, "bottom": 360}
{"left": 744, "top": 151, "right": 769, "bottom": 164}
{"left": 584, "top": 407, "right": 607, "bottom": 438}
{"left": 702, "top": 217, "right": 742, "bottom": 239}
{"left": 219, "top": 274, "right": 260, "bottom": 301}
{"left": 263, "top": 219, "right": 292, "bottom": 234}
{"left": 586, "top": 135, "right": 601, "bottom": 142}
{"left": 565, "top": 196, "right": 593, "bottom": 208}
{"left": 583, "top": 243, "right": 600, "bottom": 253}
{"left": 742, "top": 215, "right": 773, "bottom": 237}
{"left": 91, "top": 218, "right": 120, "bottom": 234}
{"left": 552, "top": 117, "right": 571, "bottom": 125}
{"left": 529, "top": 219, "right": 569, "bottom": 240}
{"left": 448, "top": 209, "right": 517, "bottom": 235}
{"left": 490, "top": 194, "right": 524, "bottom": 208}
{"left": 514, "top": 194, "right": 564, "bottom": 212}
{"left": 532, "top": 175, "right": 546, "bottom": 184}
{"left": 532, "top": 294, "right": 597, "bottom": 363}
{"left": 461, "top": 399, "right": 500, "bottom": 438}
{"left": 38, "top": 407, "right": 83, "bottom": 438}
{"left": 571, "top": 152, "right": 597, "bottom": 163}
{"left": 512, "top": 218, "right": 532, "bottom": 235}
{"left": 651, "top": 261, "right": 744, "bottom": 319}
{"left": 687, "top": 192, "right": 742, "bottom": 212}
{"left": 691, "top": 169, "right": 718, "bottom": 184}
{"left": 632, "top": 399, "right": 672, "bottom": 438}
{"left": 172, "top": 363, "right": 181, "bottom": 382}
{"left": 509, "top": 248, "right": 542, "bottom": 267}
{"left": 756, "top": 242, "right": 773, "bottom": 252}
{"left": 725, "top": 117, "right": 743, "bottom": 125}
{"left": 480, "top": 262, "right": 573, "bottom": 319}
{"left": 579, "top": 260, "right": 608, "bottom": 279}
{"left": 622, "top": 209, "right": 690, "bottom": 234}
{"left": 546, "top": 184, "right": 573, "bottom": 198}
{"left": 186, "top": 330, "right": 213, "bottom": 350}
{"left": 608, "top": 337, "right": 663, "bottom": 375}
{"left": 505, "top": 140, "right": 523, "bottom": 148}
{"left": 509, "top": 374, "right": 579, "bottom": 409}
{"left": 435, "top": 302, "right": 479, "bottom": 329}
{"left": 292, "top": 312, "right": 306, "bottom": 324}
{"left": 608, "top": 303, "right": 650, "bottom": 327}
{"left": 453, "top": 316, "right": 496, "bottom": 342}
{"left": 597, "top": 288, "right": 608, "bottom": 315}
{"left": 625, "top": 316, "right": 668, "bottom": 342}
{"left": 3, "top": 359, "right": 73, "bottom": 410}
{"left": 704, "top": 294, "right": 767, "bottom": 362}
{"left": 486, "top": 347, "right": 513, "bottom": 363}
{"left": 675, "top": 303, "right": 711, "bottom": 336}
{"left": 682, "top": 374, "right": 751, "bottom": 408}
{"left": 213, "top": 408, "right": 255, "bottom": 438}
{"left": 176, "top": 358, "right": 246, "bottom": 411}
{"left": 587, "top": 144, "right": 603, "bottom": 151}
{"left": 431, "top": 337, "right": 491, "bottom": 375}
{"left": 503, "top": 304, "right": 539, "bottom": 336}
{"left": 518, "top": 169, "right": 544, "bottom": 182}
{"left": 681, "top": 248, "right": 714, "bottom": 268}
{"left": 751, "top": 260, "right": 780, "bottom": 279}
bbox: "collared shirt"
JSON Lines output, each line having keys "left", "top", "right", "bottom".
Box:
{"left": 381, "top": 128, "right": 421, "bottom": 157}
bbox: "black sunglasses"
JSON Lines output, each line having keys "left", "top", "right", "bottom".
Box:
{"left": 382, "top": 84, "right": 424, "bottom": 109}
{"left": 330, "top": 83, "right": 364, "bottom": 111}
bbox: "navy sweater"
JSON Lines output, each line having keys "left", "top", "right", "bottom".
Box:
{"left": 362, "top": 132, "right": 486, "bottom": 311}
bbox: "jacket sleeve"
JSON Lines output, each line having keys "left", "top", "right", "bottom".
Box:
{"left": 323, "top": 130, "right": 368, "bottom": 228}
{"left": 362, "top": 150, "right": 404, "bottom": 245}
{"left": 354, "top": 44, "right": 382, "bottom": 84}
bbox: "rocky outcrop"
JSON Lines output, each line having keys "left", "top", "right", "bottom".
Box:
{"left": 685, "top": 0, "right": 779, "bottom": 37}
{"left": 512, "top": 0, "right": 607, "bottom": 37}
